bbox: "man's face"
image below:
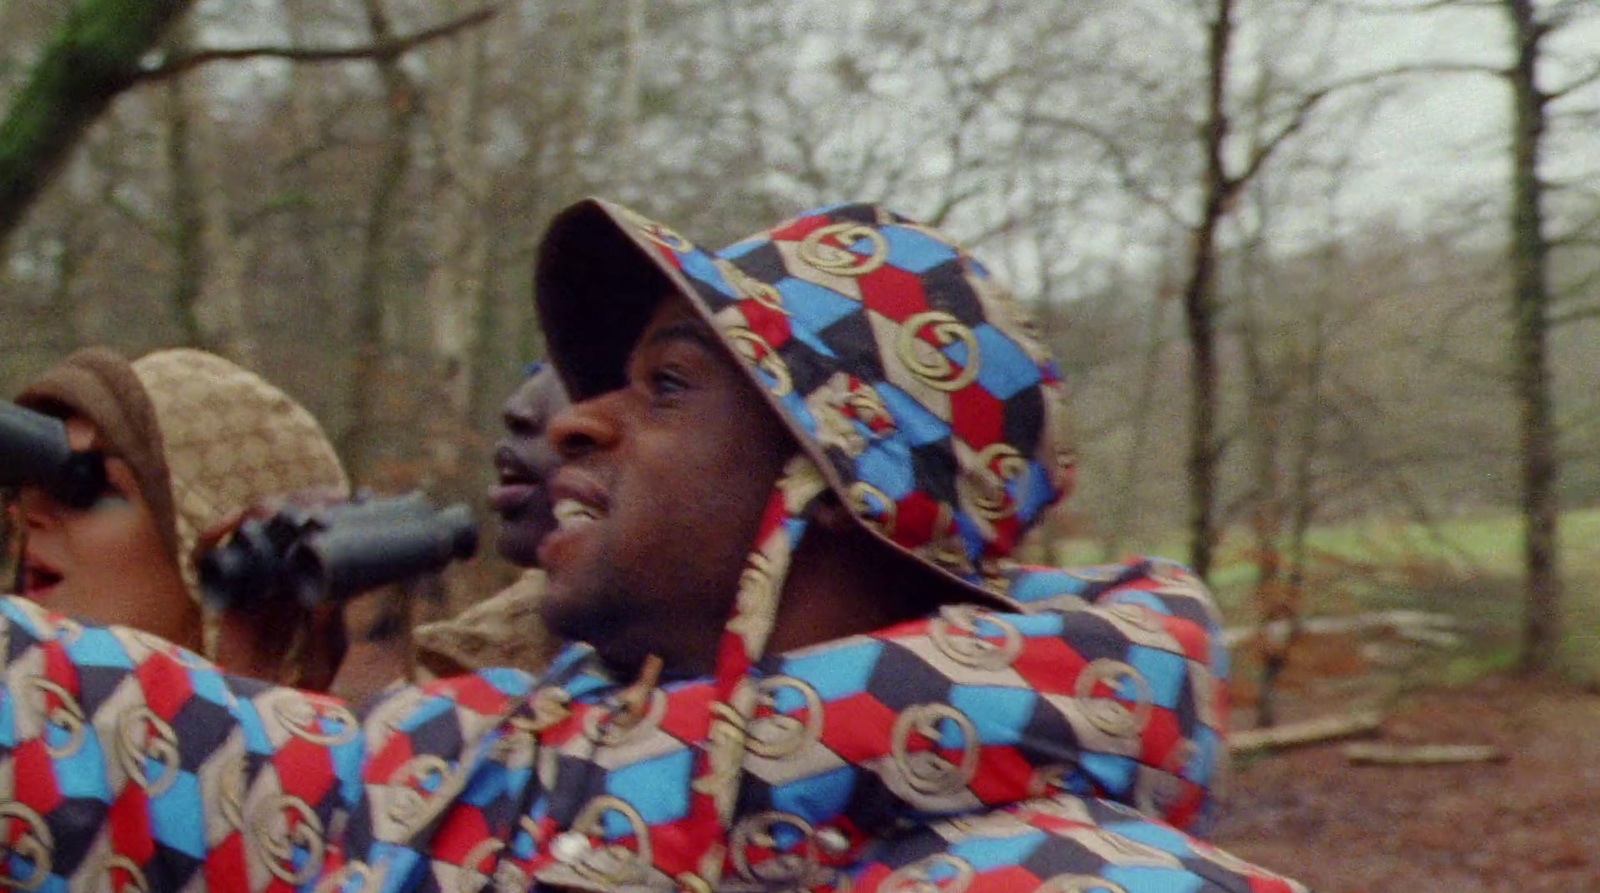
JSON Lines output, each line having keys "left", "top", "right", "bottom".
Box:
{"left": 537, "top": 291, "right": 793, "bottom": 675}
{"left": 488, "top": 368, "right": 568, "bottom": 566}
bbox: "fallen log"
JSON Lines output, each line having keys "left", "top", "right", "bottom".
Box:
{"left": 1342, "top": 742, "right": 1506, "bottom": 766}
{"left": 1231, "top": 710, "right": 1384, "bottom": 754}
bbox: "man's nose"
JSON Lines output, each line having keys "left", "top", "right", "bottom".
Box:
{"left": 546, "top": 395, "right": 622, "bottom": 461}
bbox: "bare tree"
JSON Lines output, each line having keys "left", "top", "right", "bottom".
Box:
{"left": 0, "top": 0, "right": 197, "bottom": 241}
{"left": 1504, "top": 0, "right": 1563, "bottom": 671}
{"left": 343, "top": 0, "right": 423, "bottom": 484}
{"left": 1176, "top": 0, "right": 1397, "bottom": 580}
{"left": 161, "top": 15, "right": 258, "bottom": 363}
{"left": 416, "top": 0, "right": 496, "bottom": 500}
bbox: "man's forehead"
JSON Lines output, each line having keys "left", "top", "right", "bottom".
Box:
{"left": 632, "top": 292, "right": 719, "bottom": 353}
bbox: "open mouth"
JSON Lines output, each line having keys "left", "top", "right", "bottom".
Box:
{"left": 539, "top": 471, "right": 611, "bottom": 568}
{"left": 20, "top": 557, "right": 63, "bottom": 600}
{"left": 494, "top": 445, "right": 541, "bottom": 486}
{"left": 488, "top": 448, "right": 546, "bottom": 516}
{"left": 551, "top": 498, "right": 605, "bottom": 530}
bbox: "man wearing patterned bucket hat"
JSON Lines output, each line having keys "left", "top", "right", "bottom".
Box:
{"left": 0, "top": 200, "right": 1307, "bottom": 893}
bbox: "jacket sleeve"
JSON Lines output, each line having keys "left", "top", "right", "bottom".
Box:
{"left": 1001, "top": 556, "right": 1233, "bottom": 833}
{"left": 0, "top": 594, "right": 370, "bottom": 892}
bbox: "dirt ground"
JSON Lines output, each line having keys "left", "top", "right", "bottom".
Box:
{"left": 1212, "top": 673, "right": 1600, "bottom": 892}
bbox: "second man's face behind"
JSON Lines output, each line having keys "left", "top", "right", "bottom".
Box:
{"left": 489, "top": 368, "right": 568, "bottom": 567}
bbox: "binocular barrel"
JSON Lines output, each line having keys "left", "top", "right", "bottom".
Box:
{"left": 198, "top": 493, "right": 478, "bottom": 612}
{"left": 288, "top": 504, "right": 477, "bottom": 608}
{"left": 0, "top": 402, "right": 107, "bottom": 508}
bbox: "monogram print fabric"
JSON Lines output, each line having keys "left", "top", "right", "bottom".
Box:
{"left": 130, "top": 349, "right": 350, "bottom": 603}
{"left": 0, "top": 560, "right": 1306, "bottom": 892}
{"left": 0, "top": 200, "right": 1306, "bottom": 892}
{"left": 538, "top": 200, "right": 1074, "bottom": 608}
{"left": 537, "top": 201, "right": 1095, "bottom": 888}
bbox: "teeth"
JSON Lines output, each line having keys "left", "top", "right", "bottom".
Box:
{"left": 552, "top": 498, "right": 602, "bottom": 527}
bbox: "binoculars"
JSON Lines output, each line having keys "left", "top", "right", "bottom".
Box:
{"left": 5, "top": 399, "right": 478, "bottom": 610}
{"left": 199, "top": 492, "right": 479, "bottom": 612}
{"left": 0, "top": 402, "right": 108, "bottom": 508}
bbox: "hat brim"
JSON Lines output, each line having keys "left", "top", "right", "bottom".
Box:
{"left": 536, "top": 199, "right": 687, "bottom": 403}
{"left": 533, "top": 199, "right": 1026, "bottom": 616}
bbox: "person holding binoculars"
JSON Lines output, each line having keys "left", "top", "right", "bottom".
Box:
{"left": 4, "top": 346, "right": 353, "bottom": 688}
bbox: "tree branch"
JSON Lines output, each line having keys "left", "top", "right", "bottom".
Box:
{"left": 0, "top": 0, "right": 198, "bottom": 243}
{"left": 1548, "top": 60, "right": 1600, "bottom": 103}
{"left": 1228, "top": 65, "right": 1492, "bottom": 193}
{"left": 1021, "top": 111, "right": 1190, "bottom": 228}
{"left": 135, "top": 6, "right": 497, "bottom": 82}
{"left": 1548, "top": 302, "right": 1600, "bottom": 328}
{"left": 1347, "top": 0, "right": 1498, "bottom": 13}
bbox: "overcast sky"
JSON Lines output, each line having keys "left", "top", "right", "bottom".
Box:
{"left": 1338, "top": 2, "right": 1600, "bottom": 229}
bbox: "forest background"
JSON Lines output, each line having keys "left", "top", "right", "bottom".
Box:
{"left": 6, "top": 0, "right": 1600, "bottom": 663}
{"left": 3, "top": 3, "right": 1600, "bottom": 886}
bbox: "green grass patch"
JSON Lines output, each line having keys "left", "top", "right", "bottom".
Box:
{"left": 1054, "top": 507, "right": 1600, "bottom": 687}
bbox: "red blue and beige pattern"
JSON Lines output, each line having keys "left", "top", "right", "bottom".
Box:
{"left": 538, "top": 200, "right": 1074, "bottom": 601}
{"left": 0, "top": 199, "right": 1308, "bottom": 892}
{"left": 0, "top": 558, "right": 1299, "bottom": 892}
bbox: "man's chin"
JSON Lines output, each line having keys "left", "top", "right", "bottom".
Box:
{"left": 535, "top": 580, "right": 611, "bottom": 648}
{"left": 495, "top": 525, "right": 552, "bottom": 569}
{"left": 540, "top": 593, "right": 653, "bottom": 679}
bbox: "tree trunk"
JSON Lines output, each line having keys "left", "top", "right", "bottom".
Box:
{"left": 1103, "top": 265, "right": 1175, "bottom": 561}
{"left": 1240, "top": 254, "right": 1291, "bottom": 727}
{"left": 343, "top": 0, "right": 418, "bottom": 485}
{"left": 0, "top": 0, "right": 197, "bottom": 243}
{"left": 1182, "top": 0, "right": 1236, "bottom": 582}
{"left": 420, "top": 6, "right": 493, "bottom": 501}
{"left": 166, "top": 57, "right": 205, "bottom": 348}
{"left": 162, "top": 17, "right": 257, "bottom": 365}
{"left": 1286, "top": 286, "right": 1326, "bottom": 597}
{"left": 1505, "top": 0, "right": 1560, "bottom": 673}
{"left": 619, "top": 0, "right": 645, "bottom": 166}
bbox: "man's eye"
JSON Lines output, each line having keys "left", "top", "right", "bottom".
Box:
{"left": 650, "top": 368, "right": 689, "bottom": 396}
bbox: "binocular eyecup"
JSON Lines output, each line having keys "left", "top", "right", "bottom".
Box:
{"left": 0, "top": 402, "right": 108, "bottom": 508}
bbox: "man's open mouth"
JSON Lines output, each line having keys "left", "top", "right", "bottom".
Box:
{"left": 546, "top": 470, "right": 611, "bottom": 537}
{"left": 551, "top": 498, "right": 605, "bottom": 530}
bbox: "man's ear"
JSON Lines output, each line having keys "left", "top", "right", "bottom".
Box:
{"left": 811, "top": 491, "right": 855, "bottom": 533}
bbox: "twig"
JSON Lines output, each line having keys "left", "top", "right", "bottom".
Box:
{"left": 1343, "top": 742, "right": 1506, "bottom": 766}
{"left": 1231, "top": 709, "right": 1384, "bottom": 754}
{"left": 136, "top": 6, "right": 497, "bottom": 82}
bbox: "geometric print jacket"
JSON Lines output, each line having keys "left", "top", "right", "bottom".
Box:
{"left": 0, "top": 558, "right": 1308, "bottom": 892}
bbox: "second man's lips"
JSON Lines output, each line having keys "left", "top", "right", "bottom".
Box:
{"left": 494, "top": 444, "right": 541, "bottom": 485}
{"left": 487, "top": 482, "right": 540, "bottom": 516}
{"left": 490, "top": 446, "right": 547, "bottom": 515}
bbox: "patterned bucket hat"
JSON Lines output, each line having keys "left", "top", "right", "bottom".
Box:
{"left": 536, "top": 199, "right": 1075, "bottom": 610}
